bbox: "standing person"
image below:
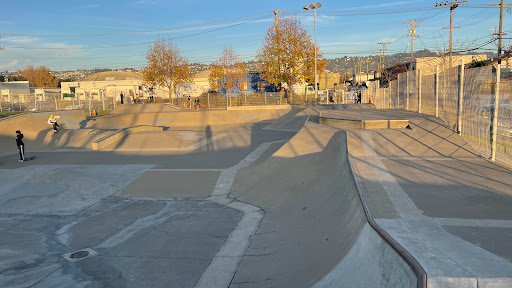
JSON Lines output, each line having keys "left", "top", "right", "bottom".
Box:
{"left": 120, "top": 92, "right": 124, "bottom": 104}
{"left": 187, "top": 96, "right": 191, "bottom": 109}
{"left": 195, "top": 96, "right": 200, "bottom": 110}
{"left": 48, "top": 114, "right": 60, "bottom": 133}
{"left": 16, "top": 130, "right": 26, "bottom": 162}
{"left": 135, "top": 94, "right": 139, "bottom": 104}
{"left": 357, "top": 90, "right": 362, "bottom": 103}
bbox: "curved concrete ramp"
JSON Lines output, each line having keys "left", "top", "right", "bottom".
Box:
{"left": 85, "top": 109, "right": 292, "bottom": 130}
{"left": 229, "top": 123, "right": 417, "bottom": 288}
{"left": 0, "top": 110, "right": 85, "bottom": 138}
{"left": 0, "top": 110, "right": 90, "bottom": 152}
{"left": 110, "top": 103, "right": 180, "bottom": 114}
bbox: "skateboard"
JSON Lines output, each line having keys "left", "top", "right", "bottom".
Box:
{"left": 21, "top": 156, "right": 37, "bottom": 162}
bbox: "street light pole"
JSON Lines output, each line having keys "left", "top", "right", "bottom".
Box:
{"left": 304, "top": 3, "right": 321, "bottom": 103}
{"left": 314, "top": 7, "right": 318, "bottom": 102}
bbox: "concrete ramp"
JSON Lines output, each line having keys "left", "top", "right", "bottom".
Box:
{"left": 110, "top": 103, "right": 180, "bottom": 114}
{"left": 229, "top": 123, "right": 419, "bottom": 288}
{"left": 0, "top": 110, "right": 85, "bottom": 139}
{"left": 85, "top": 109, "right": 292, "bottom": 130}
{"left": 0, "top": 110, "right": 90, "bottom": 152}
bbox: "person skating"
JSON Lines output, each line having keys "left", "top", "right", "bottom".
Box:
{"left": 48, "top": 114, "right": 60, "bottom": 132}
{"left": 16, "top": 130, "right": 26, "bottom": 162}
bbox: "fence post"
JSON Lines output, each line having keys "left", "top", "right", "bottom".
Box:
{"left": 418, "top": 69, "right": 422, "bottom": 113}
{"left": 435, "top": 66, "right": 439, "bottom": 117}
{"left": 208, "top": 93, "right": 210, "bottom": 109}
{"left": 457, "top": 60, "right": 465, "bottom": 135}
{"left": 491, "top": 64, "right": 501, "bottom": 161}
{"left": 406, "top": 72, "right": 409, "bottom": 110}
{"left": 245, "top": 94, "right": 247, "bottom": 106}
{"left": 264, "top": 92, "right": 267, "bottom": 105}
{"left": 397, "top": 76, "right": 400, "bottom": 109}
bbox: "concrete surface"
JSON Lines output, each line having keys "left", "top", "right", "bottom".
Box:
{"left": 118, "top": 170, "right": 221, "bottom": 198}
{"left": 2, "top": 105, "right": 511, "bottom": 288}
{"left": 348, "top": 111, "right": 512, "bottom": 287}
{"left": 229, "top": 123, "right": 417, "bottom": 288}
{"left": 92, "top": 125, "right": 164, "bottom": 150}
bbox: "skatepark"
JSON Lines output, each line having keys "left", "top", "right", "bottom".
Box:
{"left": 0, "top": 104, "right": 511, "bottom": 288}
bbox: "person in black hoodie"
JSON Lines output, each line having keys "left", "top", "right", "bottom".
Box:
{"left": 16, "top": 130, "right": 26, "bottom": 162}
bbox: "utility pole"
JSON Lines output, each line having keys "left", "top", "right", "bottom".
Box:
{"left": 366, "top": 57, "right": 369, "bottom": 81}
{"left": 490, "top": 0, "right": 512, "bottom": 65}
{"left": 436, "top": 1, "right": 466, "bottom": 69}
{"left": 378, "top": 42, "right": 391, "bottom": 69}
{"left": 273, "top": 10, "right": 284, "bottom": 28}
{"left": 403, "top": 20, "right": 422, "bottom": 68}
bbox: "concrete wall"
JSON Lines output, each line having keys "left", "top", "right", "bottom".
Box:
{"left": 416, "top": 55, "right": 488, "bottom": 75}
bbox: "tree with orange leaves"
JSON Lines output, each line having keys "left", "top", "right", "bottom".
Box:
{"left": 21, "top": 65, "right": 59, "bottom": 87}
{"left": 257, "top": 17, "right": 326, "bottom": 102}
{"left": 142, "top": 37, "right": 194, "bottom": 102}
{"left": 208, "top": 46, "right": 247, "bottom": 106}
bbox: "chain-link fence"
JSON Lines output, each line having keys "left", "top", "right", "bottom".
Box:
{"left": 367, "top": 64, "right": 512, "bottom": 165}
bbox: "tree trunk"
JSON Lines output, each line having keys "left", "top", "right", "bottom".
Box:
{"left": 228, "top": 88, "right": 232, "bottom": 106}
{"left": 167, "top": 85, "right": 173, "bottom": 104}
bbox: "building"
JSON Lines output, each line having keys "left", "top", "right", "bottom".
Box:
{"left": 0, "top": 81, "right": 30, "bottom": 103}
{"left": 61, "top": 70, "right": 217, "bottom": 102}
{"left": 60, "top": 71, "right": 145, "bottom": 101}
{"left": 414, "top": 54, "right": 488, "bottom": 75}
{"left": 319, "top": 72, "right": 341, "bottom": 90}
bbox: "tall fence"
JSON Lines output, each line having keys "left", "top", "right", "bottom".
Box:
{"left": 366, "top": 64, "right": 512, "bottom": 165}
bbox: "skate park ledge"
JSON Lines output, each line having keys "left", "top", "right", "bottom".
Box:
{"left": 319, "top": 115, "right": 409, "bottom": 130}
{"left": 92, "top": 125, "right": 164, "bottom": 150}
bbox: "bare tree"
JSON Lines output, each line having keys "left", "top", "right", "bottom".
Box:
{"left": 208, "top": 46, "right": 247, "bottom": 106}
{"left": 142, "top": 37, "right": 194, "bottom": 103}
{"left": 21, "top": 65, "right": 59, "bottom": 87}
{"left": 256, "top": 17, "right": 326, "bottom": 102}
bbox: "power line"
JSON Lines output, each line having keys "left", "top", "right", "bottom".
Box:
{"left": 1, "top": 16, "right": 270, "bottom": 50}
{"left": 1, "top": 12, "right": 272, "bottom": 38}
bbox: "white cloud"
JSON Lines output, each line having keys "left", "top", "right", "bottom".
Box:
{"left": 0, "top": 36, "right": 39, "bottom": 45}
{"left": 0, "top": 38, "right": 87, "bottom": 71}
{"left": 0, "top": 60, "right": 19, "bottom": 70}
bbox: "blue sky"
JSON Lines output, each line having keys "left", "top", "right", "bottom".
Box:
{"left": 0, "top": 0, "right": 509, "bottom": 71}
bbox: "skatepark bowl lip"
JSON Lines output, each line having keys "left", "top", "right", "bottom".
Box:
{"left": 347, "top": 147, "right": 427, "bottom": 288}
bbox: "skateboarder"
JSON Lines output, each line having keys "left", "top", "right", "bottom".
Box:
{"left": 16, "top": 130, "right": 26, "bottom": 162}
{"left": 48, "top": 114, "right": 60, "bottom": 132}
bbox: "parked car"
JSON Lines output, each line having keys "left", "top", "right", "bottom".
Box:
{"left": 27, "top": 102, "right": 56, "bottom": 112}
{"left": 474, "top": 104, "right": 512, "bottom": 137}
{"left": 1, "top": 103, "right": 27, "bottom": 112}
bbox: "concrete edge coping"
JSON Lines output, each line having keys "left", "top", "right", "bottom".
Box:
{"left": 0, "top": 112, "right": 29, "bottom": 121}
{"left": 226, "top": 105, "right": 293, "bottom": 111}
{"left": 91, "top": 125, "right": 165, "bottom": 151}
{"left": 320, "top": 117, "right": 410, "bottom": 130}
{"left": 344, "top": 130, "right": 427, "bottom": 288}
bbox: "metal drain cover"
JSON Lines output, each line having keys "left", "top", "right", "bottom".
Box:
{"left": 63, "top": 248, "right": 98, "bottom": 262}
{"left": 70, "top": 250, "right": 89, "bottom": 259}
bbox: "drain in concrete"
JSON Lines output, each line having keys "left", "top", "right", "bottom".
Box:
{"left": 62, "top": 248, "right": 99, "bottom": 262}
